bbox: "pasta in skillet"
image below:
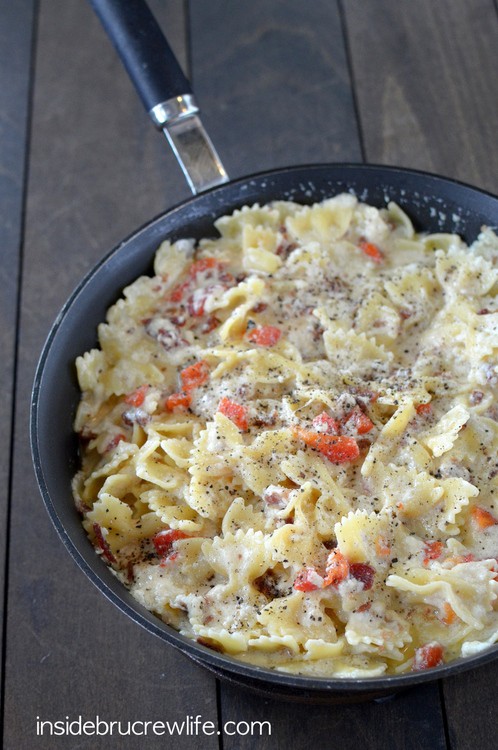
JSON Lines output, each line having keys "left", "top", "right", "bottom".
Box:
{"left": 73, "top": 194, "right": 498, "bottom": 677}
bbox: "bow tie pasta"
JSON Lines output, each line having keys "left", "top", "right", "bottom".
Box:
{"left": 73, "top": 195, "right": 498, "bottom": 677}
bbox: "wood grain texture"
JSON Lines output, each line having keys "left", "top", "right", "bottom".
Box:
{"left": 189, "top": 0, "right": 362, "bottom": 180}
{"left": 0, "top": 0, "right": 35, "bottom": 708}
{"left": 344, "top": 0, "right": 498, "bottom": 194}
{"left": 218, "top": 683, "right": 446, "bottom": 750}
{"left": 3, "top": 2, "right": 216, "bottom": 748}
{"left": 443, "top": 660, "right": 498, "bottom": 750}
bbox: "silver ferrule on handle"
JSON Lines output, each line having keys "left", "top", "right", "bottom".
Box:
{"left": 149, "top": 93, "right": 199, "bottom": 127}
{"left": 149, "top": 94, "right": 229, "bottom": 195}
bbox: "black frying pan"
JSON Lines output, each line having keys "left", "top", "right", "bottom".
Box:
{"left": 31, "top": 0, "right": 498, "bottom": 703}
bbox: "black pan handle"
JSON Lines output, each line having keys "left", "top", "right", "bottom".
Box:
{"left": 88, "top": 0, "right": 191, "bottom": 114}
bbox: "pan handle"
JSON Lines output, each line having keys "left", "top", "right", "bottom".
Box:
{"left": 88, "top": 0, "right": 229, "bottom": 194}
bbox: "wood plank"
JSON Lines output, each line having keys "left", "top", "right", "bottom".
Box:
{"left": 217, "top": 683, "right": 446, "bottom": 750}
{"left": 345, "top": 2, "right": 498, "bottom": 749}
{"left": 189, "top": 0, "right": 362, "bottom": 180}
{"left": 344, "top": 0, "right": 498, "bottom": 192}
{"left": 190, "top": 2, "right": 446, "bottom": 747}
{"left": 0, "top": 0, "right": 36, "bottom": 708}
{"left": 3, "top": 1, "right": 217, "bottom": 747}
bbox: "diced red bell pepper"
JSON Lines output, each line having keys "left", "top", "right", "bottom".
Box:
{"left": 312, "top": 412, "right": 340, "bottom": 435}
{"left": 293, "top": 426, "right": 360, "bottom": 463}
{"left": 423, "top": 540, "right": 444, "bottom": 566}
{"left": 247, "top": 325, "right": 282, "bottom": 347}
{"left": 180, "top": 360, "right": 210, "bottom": 392}
{"left": 218, "top": 397, "right": 249, "bottom": 431}
{"left": 359, "top": 239, "right": 384, "bottom": 263}
{"left": 471, "top": 506, "right": 498, "bottom": 529}
{"left": 293, "top": 567, "right": 323, "bottom": 592}
{"left": 412, "top": 642, "right": 444, "bottom": 671}
{"left": 323, "top": 549, "right": 349, "bottom": 587}
{"left": 124, "top": 385, "right": 148, "bottom": 407}
{"left": 343, "top": 406, "right": 374, "bottom": 434}
{"left": 416, "top": 402, "right": 432, "bottom": 415}
{"left": 166, "top": 392, "right": 191, "bottom": 411}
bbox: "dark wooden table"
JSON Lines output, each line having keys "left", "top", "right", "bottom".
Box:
{"left": 2, "top": 2, "right": 498, "bottom": 748}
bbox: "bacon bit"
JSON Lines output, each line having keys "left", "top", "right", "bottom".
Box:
{"left": 104, "top": 433, "right": 126, "bottom": 452}
{"left": 218, "top": 397, "right": 249, "bottom": 431}
{"left": 247, "top": 325, "right": 282, "bottom": 347}
{"left": 253, "top": 570, "right": 282, "bottom": 598}
{"left": 169, "top": 278, "right": 190, "bottom": 303}
{"left": 423, "top": 540, "right": 444, "bottom": 566}
{"left": 357, "top": 602, "right": 372, "bottom": 613}
{"left": 200, "top": 315, "right": 220, "bottom": 334}
{"left": 343, "top": 406, "right": 374, "bottom": 434}
{"left": 359, "top": 239, "right": 384, "bottom": 263}
{"left": 92, "top": 523, "right": 117, "bottom": 565}
{"left": 477, "top": 308, "right": 491, "bottom": 315}
{"left": 180, "top": 360, "right": 210, "bottom": 392}
{"left": 166, "top": 391, "right": 191, "bottom": 411}
{"left": 293, "top": 567, "right": 323, "bottom": 592}
{"left": 263, "top": 486, "right": 291, "bottom": 507}
{"left": 153, "top": 529, "right": 189, "bottom": 559}
{"left": 399, "top": 308, "right": 412, "bottom": 320}
{"left": 169, "top": 257, "right": 234, "bottom": 310}
{"left": 396, "top": 502, "right": 405, "bottom": 511}
{"left": 187, "top": 292, "right": 209, "bottom": 317}
{"left": 323, "top": 549, "right": 349, "bottom": 587}
{"left": 350, "top": 563, "right": 375, "bottom": 590}
{"left": 375, "top": 535, "right": 391, "bottom": 558}
{"left": 441, "top": 602, "right": 457, "bottom": 625}
{"left": 469, "top": 390, "right": 484, "bottom": 405}
{"left": 312, "top": 411, "right": 340, "bottom": 435}
{"left": 412, "top": 642, "right": 444, "bottom": 671}
{"left": 292, "top": 426, "right": 360, "bottom": 464}
{"left": 471, "top": 506, "right": 498, "bottom": 529}
{"left": 251, "top": 302, "right": 268, "bottom": 313}
{"left": 416, "top": 402, "right": 432, "bottom": 416}
{"left": 124, "top": 385, "right": 148, "bottom": 407}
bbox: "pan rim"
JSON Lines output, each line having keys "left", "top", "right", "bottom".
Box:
{"left": 30, "top": 161, "right": 498, "bottom": 694}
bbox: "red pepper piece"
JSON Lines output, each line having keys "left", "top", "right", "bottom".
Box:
{"left": 166, "top": 392, "right": 191, "bottom": 411}
{"left": 293, "top": 426, "right": 360, "bottom": 463}
{"left": 247, "top": 325, "right": 282, "bottom": 347}
{"left": 218, "top": 397, "right": 249, "bottom": 431}
{"left": 180, "top": 360, "right": 210, "bottom": 392}
{"left": 293, "top": 567, "right": 323, "bottom": 592}
{"left": 412, "top": 642, "right": 444, "bottom": 671}
{"left": 124, "top": 385, "right": 148, "bottom": 407}
{"left": 423, "top": 540, "right": 444, "bottom": 566}
{"left": 343, "top": 406, "right": 374, "bottom": 434}
{"left": 471, "top": 506, "right": 498, "bottom": 529}
{"left": 312, "top": 412, "right": 340, "bottom": 435}
{"left": 323, "top": 549, "right": 349, "bottom": 587}
{"left": 359, "top": 239, "right": 384, "bottom": 263}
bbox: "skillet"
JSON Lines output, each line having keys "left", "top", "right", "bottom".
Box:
{"left": 31, "top": 0, "right": 498, "bottom": 702}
